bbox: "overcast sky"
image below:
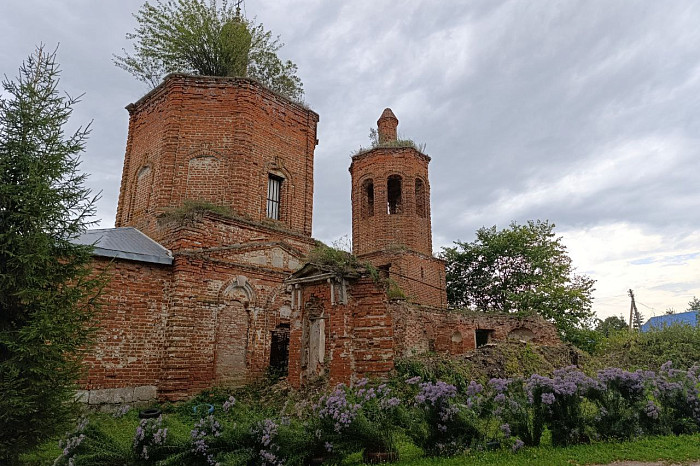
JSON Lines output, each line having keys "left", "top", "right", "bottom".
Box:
{"left": 2, "top": 0, "right": 699, "bottom": 321}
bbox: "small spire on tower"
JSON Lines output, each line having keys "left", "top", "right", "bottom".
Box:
{"left": 377, "top": 108, "right": 398, "bottom": 144}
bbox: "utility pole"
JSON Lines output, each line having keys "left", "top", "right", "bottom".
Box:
{"left": 628, "top": 289, "right": 643, "bottom": 331}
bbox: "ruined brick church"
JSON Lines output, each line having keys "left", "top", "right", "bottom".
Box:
{"left": 77, "top": 74, "right": 559, "bottom": 405}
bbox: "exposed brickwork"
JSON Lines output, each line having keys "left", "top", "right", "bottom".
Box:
{"left": 81, "top": 257, "right": 171, "bottom": 390}
{"left": 350, "top": 110, "right": 445, "bottom": 307}
{"left": 285, "top": 271, "right": 561, "bottom": 389}
{"left": 115, "top": 74, "right": 319, "bottom": 243}
{"left": 287, "top": 276, "right": 394, "bottom": 388}
{"left": 84, "top": 76, "right": 318, "bottom": 401}
{"left": 350, "top": 147, "right": 433, "bottom": 257}
{"left": 361, "top": 249, "right": 447, "bottom": 308}
{"left": 377, "top": 108, "right": 398, "bottom": 144}
{"left": 83, "top": 82, "right": 561, "bottom": 401}
{"left": 391, "top": 303, "right": 562, "bottom": 357}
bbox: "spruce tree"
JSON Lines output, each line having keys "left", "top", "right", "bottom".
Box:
{"left": 0, "top": 46, "right": 100, "bottom": 463}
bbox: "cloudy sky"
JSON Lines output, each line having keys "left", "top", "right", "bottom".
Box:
{"left": 2, "top": 0, "right": 699, "bottom": 321}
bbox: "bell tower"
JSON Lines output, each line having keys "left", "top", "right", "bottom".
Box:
{"left": 349, "top": 109, "right": 446, "bottom": 307}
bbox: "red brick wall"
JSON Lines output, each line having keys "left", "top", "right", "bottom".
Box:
{"left": 115, "top": 74, "right": 318, "bottom": 241}
{"left": 349, "top": 143, "right": 446, "bottom": 308}
{"left": 391, "top": 303, "right": 562, "bottom": 358}
{"left": 287, "top": 277, "right": 395, "bottom": 388}
{"left": 286, "top": 276, "right": 561, "bottom": 389}
{"left": 156, "top": 255, "right": 296, "bottom": 400}
{"left": 156, "top": 210, "right": 315, "bottom": 257}
{"left": 361, "top": 249, "right": 447, "bottom": 308}
{"left": 146, "top": 214, "right": 313, "bottom": 400}
{"left": 85, "top": 214, "right": 315, "bottom": 400}
{"left": 81, "top": 257, "right": 172, "bottom": 390}
{"left": 350, "top": 147, "right": 433, "bottom": 258}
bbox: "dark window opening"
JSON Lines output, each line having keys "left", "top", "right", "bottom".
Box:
{"left": 362, "top": 179, "right": 374, "bottom": 218}
{"left": 269, "top": 324, "right": 290, "bottom": 377}
{"left": 267, "top": 174, "right": 283, "bottom": 220}
{"left": 387, "top": 175, "right": 403, "bottom": 215}
{"left": 420, "top": 267, "right": 425, "bottom": 279}
{"left": 475, "top": 329, "right": 494, "bottom": 348}
{"left": 415, "top": 178, "right": 426, "bottom": 217}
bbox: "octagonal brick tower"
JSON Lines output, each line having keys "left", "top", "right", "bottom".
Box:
{"left": 349, "top": 109, "right": 446, "bottom": 307}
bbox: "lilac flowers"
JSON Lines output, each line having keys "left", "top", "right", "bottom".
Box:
{"left": 134, "top": 415, "right": 168, "bottom": 460}
{"left": 191, "top": 415, "right": 221, "bottom": 465}
{"left": 315, "top": 385, "right": 361, "bottom": 433}
{"left": 53, "top": 418, "right": 88, "bottom": 466}
{"left": 253, "top": 419, "right": 283, "bottom": 465}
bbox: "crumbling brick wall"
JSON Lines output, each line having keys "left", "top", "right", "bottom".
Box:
{"left": 84, "top": 74, "right": 320, "bottom": 401}
{"left": 361, "top": 249, "right": 447, "bottom": 308}
{"left": 348, "top": 110, "right": 446, "bottom": 308}
{"left": 81, "top": 257, "right": 172, "bottom": 391}
{"left": 287, "top": 277, "right": 395, "bottom": 388}
{"left": 391, "top": 302, "right": 562, "bottom": 358}
{"left": 115, "top": 74, "right": 318, "bottom": 243}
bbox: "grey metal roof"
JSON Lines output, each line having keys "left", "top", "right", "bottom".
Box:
{"left": 73, "top": 227, "right": 173, "bottom": 265}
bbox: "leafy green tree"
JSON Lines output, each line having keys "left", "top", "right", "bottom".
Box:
{"left": 114, "top": 0, "right": 304, "bottom": 101}
{"left": 443, "top": 220, "right": 595, "bottom": 343}
{"left": 595, "top": 315, "right": 628, "bottom": 336}
{"left": 687, "top": 296, "right": 700, "bottom": 312}
{"left": 0, "top": 46, "right": 100, "bottom": 463}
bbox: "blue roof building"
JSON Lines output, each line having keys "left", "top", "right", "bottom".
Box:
{"left": 641, "top": 310, "right": 698, "bottom": 332}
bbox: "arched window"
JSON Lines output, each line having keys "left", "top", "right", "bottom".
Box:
{"left": 387, "top": 175, "right": 403, "bottom": 215}
{"left": 415, "top": 178, "right": 426, "bottom": 217}
{"left": 361, "top": 179, "right": 374, "bottom": 218}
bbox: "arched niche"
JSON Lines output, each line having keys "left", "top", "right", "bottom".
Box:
{"left": 214, "top": 276, "right": 255, "bottom": 384}
{"left": 508, "top": 327, "right": 535, "bottom": 342}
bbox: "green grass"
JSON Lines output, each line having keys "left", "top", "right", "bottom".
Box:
{"left": 352, "top": 434, "right": 700, "bottom": 466}
{"left": 22, "top": 411, "right": 700, "bottom": 466}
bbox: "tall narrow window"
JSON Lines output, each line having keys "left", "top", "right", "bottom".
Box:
{"left": 387, "top": 175, "right": 403, "bottom": 215}
{"left": 361, "top": 179, "right": 374, "bottom": 218}
{"left": 267, "top": 174, "right": 283, "bottom": 220}
{"left": 415, "top": 178, "right": 426, "bottom": 217}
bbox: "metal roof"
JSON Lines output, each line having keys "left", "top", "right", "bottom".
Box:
{"left": 72, "top": 227, "right": 173, "bottom": 265}
{"left": 641, "top": 310, "right": 698, "bottom": 332}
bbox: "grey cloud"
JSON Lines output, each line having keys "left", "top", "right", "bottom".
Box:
{"left": 2, "top": 1, "right": 698, "bottom": 312}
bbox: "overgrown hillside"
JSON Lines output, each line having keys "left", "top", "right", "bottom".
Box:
{"left": 395, "top": 342, "right": 583, "bottom": 390}
{"left": 588, "top": 324, "right": 700, "bottom": 372}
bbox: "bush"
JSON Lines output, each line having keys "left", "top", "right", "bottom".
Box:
{"left": 40, "top": 365, "right": 700, "bottom": 465}
{"left": 588, "top": 368, "right": 655, "bottom": 440}
{"left": 406, "top": 378, "right": 480, "bottom": 456}
{"left": 650, "top": 362, "right": 700, "bottom": 435}
{"left": 592, "top": 324, "right": 700, "bottom": 371}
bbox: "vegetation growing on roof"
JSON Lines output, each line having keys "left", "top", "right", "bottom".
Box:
{"left": 352, "top": 128, "right": 427, "bottom": 157}
{"left": 114, "top": 0, "right": 304, "bottom": 101}
{"left": 158, "top": 199, "right": 235, "bottom": 224}
{"left": 306, "top": 243, "right": 393, "bottom": 290}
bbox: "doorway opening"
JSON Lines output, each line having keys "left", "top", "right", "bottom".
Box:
{"left": 475, "top": 329, "right": 494, "bottom": 348}
{"left": 269, "top": 323, "right": 290, "bottom": 378}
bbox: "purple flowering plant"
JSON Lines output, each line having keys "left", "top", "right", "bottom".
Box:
{"left": 250, "top": 418, "right": 285, "bottom": 466}
{"left": 650, "top": 362, "right": 700, "bottom": 435}
{"left": 133, "top": 415, "right": 169, "bottom": 462}
{"left": 406, "top": 378, "right": 479, "bottom": 457}
{"left": 308, "top": 379, "right": 406, "bottom": 459}
{"left": 306, "top": 383, "right": 363, "bottom": 460}
{"left": 190, "top": 414, "right": 222, "bottom": 466}
{"left": 348, "top": 379, "right": 406, "bottom": 456}
{"left": 484, "top": 377, "right": 544, "bottom": 447}
{"left": 588, "top": 367, "right": 655, "bottom": 440}
{"left": 525, "top": 366, "right": 598, "bottom": 446}
{"left": 52, "top": 418, "right": 88, "bottom": 466}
